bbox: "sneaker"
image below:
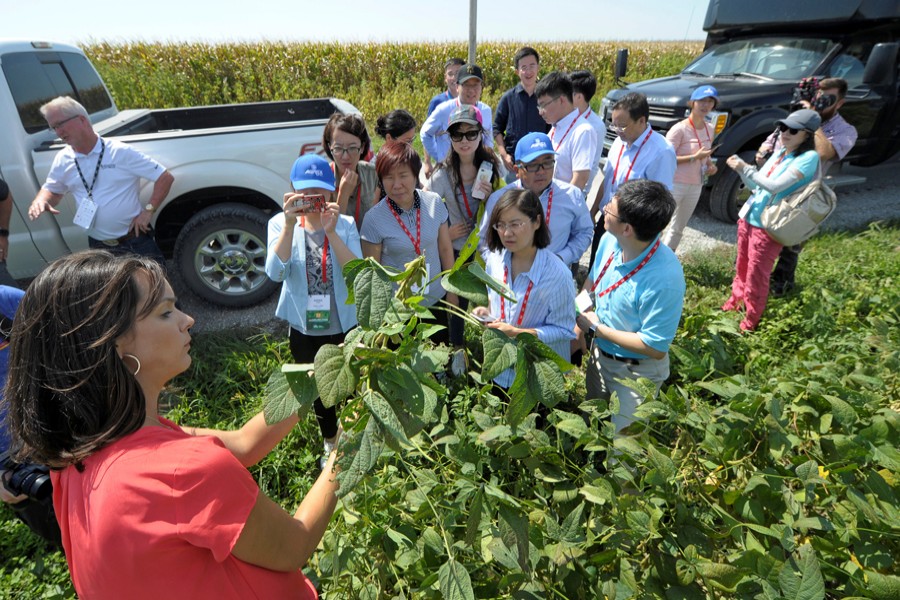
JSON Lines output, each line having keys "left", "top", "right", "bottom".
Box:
{"left": 450, "top": 349, "right": 467, "bottom": 377}
{"left": 770, "top": 281, "right": 795, "bottom": 298}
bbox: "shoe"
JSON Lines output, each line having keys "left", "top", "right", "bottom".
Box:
{"left": 450, "top": 349, "right": 467, "bottom": 377}
{"left": 770, "top": 281, "right": 795, "bottom": 298}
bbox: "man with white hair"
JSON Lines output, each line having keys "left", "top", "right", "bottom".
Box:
{"left": 28, "top": 96, "right": 174, "bottom": 264}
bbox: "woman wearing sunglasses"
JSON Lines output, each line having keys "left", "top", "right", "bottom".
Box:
{"left": 322, "top": 113, "right": 379, "bottom": 230}
{"left": 472, "top": 188, "right": 575, "bottom": 390}
{"left": 723, "top": 109, "right": 821, "bottom": 331}
{"left": 426, "top": 105, "right": 500, "bottom": 367}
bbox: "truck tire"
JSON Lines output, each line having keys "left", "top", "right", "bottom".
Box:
{"left": 709, "top": 151, "right": 757, "bottom": 223}
{"left": 174, "top": 203, "right": 277, "bottom": 307}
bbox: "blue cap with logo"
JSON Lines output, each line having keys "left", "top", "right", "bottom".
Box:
{"left": 690, "top": 85, "right": 719, "bottom": 102}
{"left": 290, "top": 155, "right": 335, "bottom": 191}
{"left": 515, "top": 132, "right": 556, "bottom": 164}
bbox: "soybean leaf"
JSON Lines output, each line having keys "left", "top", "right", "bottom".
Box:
{"left": 695, "top": 561, "right": 751, "bottom": 592}
{"left": 647, "top": 443, "right": 677, "bottom": 481}
{"left": 778, "top": 544, "right": 825, "bottom": 600}
{"left": 264, "top": 369, "right": 310, "bottom": 425}
{"left": 451, "top": 227, "right": 482, "bottom": 271}
{"left": 530, "top": 358, "right": 567, "bottom": 409}
{"left": 442, "top": 267, "right": 490, "bottom": 307}
{"left": 519, "top": 332, "right": 574, "bottom": 372}
{"left": 335, "top": 417, "right": 385, "bottom": 496}
{"left": 354, "top": 265, "right": 394, "bottom": 329}
{"left": 499, "top": 504, "right": 530, "bottom": 572}
{"left": 314, "top": 344, "right": 358, "bottom": 408}
{"left": 508, "top": 352, "right": 539, "bottom": 427}
{"left": 464, "top": 487, "right": 485, "bottom": 547}
{"left": 559, "top": 503, "right": 586, "bottom": 543}
{"left": 468, "top": 262, "right": 515, "bottom": 301}
{"left": 363, "top": 389, "right": 412, "bottom": 451}
{"left": 438, "top": 559, "right": 475, "bottom": 600}
{"left": 482, "top": 327, "right": 518, "bottom": 381}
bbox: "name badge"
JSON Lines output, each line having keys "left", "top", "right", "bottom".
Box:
{"left": 306, "top": 294, "right": 331, "bottom": 330}
{"left": 575, "top": 289, "right": 594, "bottom": 313}
{"left": 73, "top": 197, "right": 98, "bottom": 229}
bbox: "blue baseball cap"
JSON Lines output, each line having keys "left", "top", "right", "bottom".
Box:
{"left": 690, "top": 85, "right": 719, "bottom": 103}
{"left": 290, "top": 155, "right": 335, "bottom": 191}
{"left": 515, "top": 132, "right": 556, "bottom": 164}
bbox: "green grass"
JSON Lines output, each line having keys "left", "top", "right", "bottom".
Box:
{"left": 2, "top": 221, "right": 897, "bottom": 598}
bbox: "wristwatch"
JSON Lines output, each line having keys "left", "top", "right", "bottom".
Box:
{"left": 144, "top": 203, "right": 156, "bottom": 213}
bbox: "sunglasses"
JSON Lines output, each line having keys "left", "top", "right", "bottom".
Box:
{"left": 449, "top": 129, "right": 481, "bottom": 142}
{"left": 777, "top": 124, "right": 801, "bottom": 135}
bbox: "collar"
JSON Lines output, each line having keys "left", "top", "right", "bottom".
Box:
{"left": 617, "top": 234, "right": 661, "bottom": 268}
{"left": 501, "top": 247, "right": 546, "bottom": 286}
{"left": 388, "top": 191, "right": 420, "bottom": 214}
{"left": 555, "top": 107, "right": 580, "bottom": 130}
{"left": 624, "top": 124, "right": 653, "bottom": 150}
{"left": 74, "top": 136, "right": 103, "bottom": 158}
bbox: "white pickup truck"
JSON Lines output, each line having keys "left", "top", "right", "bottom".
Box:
{"left": 0, "top": 39, "right": 359, "bottom": 306}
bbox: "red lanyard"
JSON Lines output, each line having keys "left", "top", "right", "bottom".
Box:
{"left": 689, "top": 118, "right": 712, "bottom": 148}
{"left": 550, "top": 113, "right": 578, "bottom": 150}
{"left": 458, "top": 182, "right": 473, "bottom": 219}
{"left": 388, "top": 200, "right": 421, "bottom": 254}
{"left": 612, "top": 128, "right": 654, "bottom": 184}
{"left": 590, "top": 238, "right": 660, "bottom": 299}
{"left": 501, "top": 265, "right": 535, "bottom": 326}
{"left": 300, "top": 218, "right": 330, "bottom": 285}
{"left": 543, "top": 185, "right": 554, "bottom": 226}
{"left": 765, "top": 149, "right": 788, "bottom": 177}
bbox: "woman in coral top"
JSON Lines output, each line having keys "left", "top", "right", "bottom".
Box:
{"left": 3, "top": 250, "right": 339, "bottom": 599}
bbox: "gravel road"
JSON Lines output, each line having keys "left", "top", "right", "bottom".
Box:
{"left": 177, "top": 156, "right": 900, "bottom": 334}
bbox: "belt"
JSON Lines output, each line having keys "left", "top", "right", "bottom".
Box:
{"left": 90, "top": 230, "right": 145, "bottom": 247}
{"left": 599, "top": 348, "right": 641, "bottom": 366}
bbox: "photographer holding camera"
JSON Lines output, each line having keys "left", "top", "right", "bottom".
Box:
{"left": 0, "top": 284, "right": 61, "bottom": 545}
{"left": 755, "top": 77, "right": 858, "bottom": 296}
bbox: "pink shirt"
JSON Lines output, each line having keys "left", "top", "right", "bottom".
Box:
{"left": 667, "top": 118, "right": 714, "bottom": 185}
{"left": 52, "top": 418, "right": 317, "bottom": 600}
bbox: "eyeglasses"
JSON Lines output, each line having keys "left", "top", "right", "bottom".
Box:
{"left": 603, "top": 206, "right": 627, "bottom": 223}
{"left": 330, "top": 144, "right": 362, "bottom": 157}
{"left": 449, "top": 129, "right": 481, "bottom": 142}
{"left": 519, "top": 159, "right": 555, "bottom": 173}
{"left": 492, "top": 219, "right": 531, "bottom": 232}
{"left": 48, "top": 115, "right": 80, "bottom": 130}
{"left": 610, "top": 121, "right": 633, "bottom": 135}
{"left": 537, "top": 96, "right": 560, "bottom": 111}
{"left": 517, "top": 63, "right": 539, "bottom": 72}
{"left": 777, "top": 124, "right": 801, "bottom": 135}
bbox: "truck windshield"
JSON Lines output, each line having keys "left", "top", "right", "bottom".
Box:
{"left": 684, "top": 38, "right": 835, "bottom": 81}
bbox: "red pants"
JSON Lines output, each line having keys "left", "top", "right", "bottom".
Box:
{"left": 722, "top": 219, "right": 783, "bottom": 330}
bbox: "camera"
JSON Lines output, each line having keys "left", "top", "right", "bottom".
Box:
{"left": 790, "top": 77, "right": 836, "bottom": 113}
{"left": 292, "top": 194, "right": 326, "bottom": 213}
{"left": 1, "top": 451, "right": 52, "bottom": 501}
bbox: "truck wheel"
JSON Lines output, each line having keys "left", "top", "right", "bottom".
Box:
{"left": 709, "top": 151, "right": 757, "bottom": 223}
{"left": 174, "top": 203, "right": 277, "bottom": 307}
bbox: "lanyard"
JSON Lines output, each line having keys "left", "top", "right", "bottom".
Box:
{"left": 458, "top": 182, "right": 473, "bottom": 220}
{"left": 74, "top": 140, "right": 105, "bottom": 200}
{"left": 590, "top": 238, "right": 660, "bottom": 299}
{"left": 765, "top": 149, "right": 788, "bottom": 177}
{"left": 612, "top": 128, "right": 654, "bottom": 184}
{"left": 550, "top": 114, "right": 578, "bottom": 150}
{"left": 689, "top": 118, "right": 712, "bottom": 148}
{"left": 300, "top": 218, "right": 331, "bottom": 285}
{"left": 543, "top": 185, "right": 554, "bottom": 227}
{"left": 501, "top": 265, "right": 535, "bottom": 326}
{"left": 388, "top": 199, "right": 421, "bottom": 254}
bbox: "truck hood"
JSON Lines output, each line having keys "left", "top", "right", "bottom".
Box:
{"left": 607, "top": 74, "right": 796, "bottom": 109}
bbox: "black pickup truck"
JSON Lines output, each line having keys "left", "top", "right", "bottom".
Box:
{"left": 599, "top": 0, "right": 900, "bottom": 222}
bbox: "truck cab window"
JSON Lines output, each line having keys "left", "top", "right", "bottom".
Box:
{"left": 827, "top": 42, "right": 872, "bottom": 89}
{"left": 685, "top": 38, "right": 835, "bottom": 80}
{"left": 2, "top": 52, "right": 112, "bottom": 134}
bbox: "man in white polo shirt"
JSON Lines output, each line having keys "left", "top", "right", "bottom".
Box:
{"left": 28, "top": 96, "right": 173, "bottom": 265}
{"left": 534, "top": 71, "right": 598, "bottom": 193}
{"left": 569, "top": 70, "right": 607, "bottom": 196}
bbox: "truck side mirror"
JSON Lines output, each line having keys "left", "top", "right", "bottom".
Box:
{"left": 615, "top": 49, "right": 629, "bottom": 80}
{"left": 863, "top": 42, "right": 899, "bottom": 86}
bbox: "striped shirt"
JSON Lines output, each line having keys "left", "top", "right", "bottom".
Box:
{"left": 360, "top": 190, "right": 449, "bottom": 305}
{"left": 484, "top": 248, "right": 576, "bottom": 388}
{"left": 479, "top": 180, "right": 593, "bottom": 267}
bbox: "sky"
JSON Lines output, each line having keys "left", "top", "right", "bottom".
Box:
{"left": 2, "top": 0, "right": 709, "bottom": 45}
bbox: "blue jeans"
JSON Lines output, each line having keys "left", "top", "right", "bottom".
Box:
{"left": 88, "top": 231, "right": 165, "bottom": 267}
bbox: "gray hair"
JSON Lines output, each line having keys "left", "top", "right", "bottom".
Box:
{"left": 39, "top": 96, "right": 89, "bottom": 121}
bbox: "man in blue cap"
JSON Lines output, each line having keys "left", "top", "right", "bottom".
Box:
{"left": 478, "top": 132, "right": 592, "bottom": 269}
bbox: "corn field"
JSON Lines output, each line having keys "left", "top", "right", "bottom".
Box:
{"left": 85, "top": 41, "right": 703, "bottom": 133}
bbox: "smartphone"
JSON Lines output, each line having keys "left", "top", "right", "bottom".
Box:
{"left": 293, "top": 194, "right": 326, "bottom": 213}
{"left": 471, "top": 162, "right": 493, "bottom": 200}
{"left": 472, "top": 312, "right": 495, "bottom": 324}
{"left": 710, "top": 144, "right": 722, "bottom": 153}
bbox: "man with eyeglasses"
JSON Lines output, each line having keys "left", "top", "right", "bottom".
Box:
{"left": 534, "top": 71, "right": 598, "bottom": 193}
{"left": 588, "top": 92, "right": 676, "bottom": 265}
{"left": 420, "top": 63, "right": 494, "bottom": 179}
{"left": 493, "top": 47, "right": 550, "bottom": 179}
{"left": 575, "top": 179, "right": 685, "bottom": 436}
{"left": 755, "top": 77, "right": 858, "bottom": 296}
{"left": 27, "top": 96, "right": 173, "bottom": 265}
{"left": 478, "top": 132, "right": 592, "bottom": 268}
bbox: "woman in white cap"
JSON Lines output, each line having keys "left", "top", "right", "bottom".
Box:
{"left": 266, "top": 154, "right": 361, "bottom": 463}
{"left": 723, "top": 109, "right": 821, "bottom": 331}
{"left": 661, "top": 85, "right": 719, "bottom": 250}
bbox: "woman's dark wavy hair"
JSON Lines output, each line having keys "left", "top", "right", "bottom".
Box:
{"left": 437, "top": 121, "right": 499, "bottom": 195}
{"left": 485, "top": 188, "right": 550, "bottom": 252}
{"left": 3, "top": 250, "right": 165, "bottom": 469}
